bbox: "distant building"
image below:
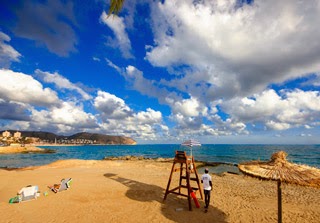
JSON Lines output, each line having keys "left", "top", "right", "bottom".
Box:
{"left": 2, "top": 130, "right": 11, "bottom": 138}
{"left": 25, "top": 137, "right": 40, "bottom": 143}
{"left": 14, "top": 131, "right": 21, "bottom": 138}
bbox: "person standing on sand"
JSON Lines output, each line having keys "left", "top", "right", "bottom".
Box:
{"left": 201, "top": 168, "right": 212, "bottom": 212}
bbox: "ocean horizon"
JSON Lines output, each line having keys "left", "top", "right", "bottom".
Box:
{"left": 0, "top": 144, "right": 319, "bottom": 172}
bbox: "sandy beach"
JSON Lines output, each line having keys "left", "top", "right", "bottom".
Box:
{"left": 0, "top": 145, "right": 47, "bottom": 154}
{"left": 0, "top": 159, "right": 319, "bottom": 223}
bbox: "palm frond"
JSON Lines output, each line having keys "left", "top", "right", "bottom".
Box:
{"left": 108, "top": 0, "right": 125, "bottom": 17}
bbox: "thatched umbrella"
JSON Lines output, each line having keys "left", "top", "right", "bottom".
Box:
{"left": 238, "top": 151, "right": 320, "bottom": 223}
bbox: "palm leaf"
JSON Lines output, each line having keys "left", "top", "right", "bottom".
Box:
{"left": 108, "top": 0, "right": 125, "bottom": 16}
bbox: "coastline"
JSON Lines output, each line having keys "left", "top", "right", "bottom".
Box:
{"left": 0, "top": 145, "right": 46, "bottom": 154}
{"left": 0, "top": 143, "right": 110, "bottom": 154}
{"left": 0, "top": 159, "right": 319, "bottom": 223}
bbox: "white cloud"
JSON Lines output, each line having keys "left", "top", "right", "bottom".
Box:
{"left": 94, "top": 91, "right": 132, "bottom": 119}
{"left": 0, "top": 69, "right": 98, "bottom": 133}
{"left": 134, "top": 108, "right": 162, "bottom": 124}
{"left": 11, "top": 101, "right": 97, "bottom": 135}
{"left": 93, "top": 90, "right": 166, "bottom": 140}
{"left": 171, "top": 97, "right": 201, "bottom": 117}
{"left": 147, "top": 0, "right": 320, "bottom": 101}
{"left": 105, "top": 58, "right": 122, "bottom": 73}
{"left": 266, "top": 121, "right": 291, "bottom": 131}
{"left": 0, "top": 32, "right": 21, "bottom": 67}
{"left": 0, "top": 69, "right": 59, "bottom": 106}
{"left": 223, "top": 89, "right": 282, "bottom": 122}
{"left": 35, "top": 69, "right": 92, "bottom": 100}
{"left": 34, "top": 101, "right": 97, "bottom": 128}
{"left": 100, "top": 12, "right": 133, "bottom": 59}
{"left": 222, "top": 89, "right": 320, "bottom": 130}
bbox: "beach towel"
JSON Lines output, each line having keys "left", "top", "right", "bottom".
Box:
{"left": 19, "top": 185, "right": 38, "bottom": 202}
{"left": 48, "top": 178, "right": 72, "bottom": 193}
{"left": 9, "top": 185, "right": 39, "bottom": 203}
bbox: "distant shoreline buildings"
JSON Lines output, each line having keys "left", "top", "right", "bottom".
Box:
{"left": 0, "top": 130, "right": 96, "bottom": 146}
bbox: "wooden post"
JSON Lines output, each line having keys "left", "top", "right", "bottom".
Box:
{"left": 192, "top": 156, "right": 203, "bottom": 200}
{"left": 163, "top": 161, "right": 176, "bottom": 201}
{"left": 186, "top": 165, "right": 192, "bottom": 210}
{"left": 179, "top": 162, "right": 183, "bottom": 194}
{"left": 277, "top": 180, "right": 282, "bottom": 223}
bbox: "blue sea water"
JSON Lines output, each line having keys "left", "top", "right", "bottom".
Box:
{"left": 0, "top": 144, "right": 319, "bottom": 170}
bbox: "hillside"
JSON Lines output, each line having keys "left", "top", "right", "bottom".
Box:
{"left": 68, "top": 132, "right": 136, "bottom": 145}
{"left": 3, "top": 130, "right": 136, "bottom": 145}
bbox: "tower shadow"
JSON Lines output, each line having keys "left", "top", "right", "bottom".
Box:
{"left": 104, "top": 173, "right": 227, "bottom": 223}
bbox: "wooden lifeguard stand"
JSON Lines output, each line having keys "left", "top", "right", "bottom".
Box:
{"left": 163, "top": 150, "right": 203, "bottom": 211}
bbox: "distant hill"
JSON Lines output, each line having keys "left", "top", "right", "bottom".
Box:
{"left": 15, "top": 131, "right": 62, "bottom": 141}
{"left": 68, "top": 132, "right": 136, "bottom": 145}
{"left": 3, "top": 130, "right": 136, "bottom": 145}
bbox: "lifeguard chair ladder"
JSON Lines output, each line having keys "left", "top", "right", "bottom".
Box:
{"left": 163, "top": 150, "right": 203, "bottom": 211}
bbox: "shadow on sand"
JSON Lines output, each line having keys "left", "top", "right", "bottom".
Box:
{"left": 104, "top": 173, "right": 227, "bottom": 223}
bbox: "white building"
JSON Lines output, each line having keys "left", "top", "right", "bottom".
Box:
{"left": 2, "top": 130, "right": 11, "bottom": 138}
{"left": 14, "top": 131, "right": 21, "bottom": 138}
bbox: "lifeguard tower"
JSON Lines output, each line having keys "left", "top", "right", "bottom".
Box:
{"left": 163, "top": 150, "right": 203, "bottom": 211}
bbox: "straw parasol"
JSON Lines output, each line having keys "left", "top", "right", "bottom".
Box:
{"left": 238, "top": 151, "right": 320, "bottom": 223}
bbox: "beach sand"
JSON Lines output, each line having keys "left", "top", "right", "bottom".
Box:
{"left": 0, "top": 159, "right": 319, "bottom": 223}
{"left": 0, "top": 145, "right": 46, "bottom": 154}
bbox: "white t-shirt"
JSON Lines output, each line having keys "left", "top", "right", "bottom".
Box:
{"left": 201, "top": 173, "right": 212, "bottom": 190}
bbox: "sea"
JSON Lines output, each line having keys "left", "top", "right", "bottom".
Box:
{"left": 0, "top": 144, "right": 319, "bottom": 174}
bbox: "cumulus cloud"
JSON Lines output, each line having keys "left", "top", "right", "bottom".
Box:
{"left": 13, "top": 0, "right": 78, "bottom": 56}
{"left": 94, "top": 90, "right": 166, "bottom": 140}
{"left": 147, "top": 0, "right": 320, "bottom": 101}
{"left": 94, "top": 91, "right": 132, "bottom": 119}
{"left": 100, "top": 12, "right": 133, "bottom": 59}
{"left": 110, "top": 62, "right": 249, "bottom": 137}
{"left": 0, "top": 100, "right": 30, "bottom": 121}
{"left": 266, "top": 121, "right": 291, "bottom": 131}
{"left": 222, "top": 89, "right": 320, "bottom": 130}
{"left": 31, "top": 101, "right": 97, "bottom": 128}
{"left": 35, "top": 69, "right": 92, "bottom": 100}
{"left": 171, "top": 97, "right": 201, "bottom": 117}
{"left": 134, "top": 108, "right": 162, "bottom": 124}
{"left": 0, "top": 32, "right": 21, "bottom": 68}
{"left": 0, "top": 69, "right": 99, "bottom": 133}
{"left": 0, "top": 69, "right": 60, "bottom": 106}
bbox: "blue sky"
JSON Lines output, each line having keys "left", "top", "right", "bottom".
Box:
{"left": 0, "top": 0, "right": 320, "bottom": 144}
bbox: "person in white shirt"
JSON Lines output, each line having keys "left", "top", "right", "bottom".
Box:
{"left": 201, "top": 168, "right": 212, "bottom": 211}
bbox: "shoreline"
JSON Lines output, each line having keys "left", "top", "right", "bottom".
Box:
{"left": 0, "top": 153, "right": 240, "bottom": 173}
{"left": 0, "top": 145, "right": 48, "bottom": 154}
{"left": 0, "top": 143, "right": 132, "bottom": 154}
{"left": 0, "top": 159, "right": 319, "bottom": 223}
{"left": 37, "top": 143, "right": 136, "bottom": 146}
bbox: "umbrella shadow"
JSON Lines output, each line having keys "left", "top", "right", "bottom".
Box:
{"left": 104, "top": 173, "right": 227, "bottom": 223}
